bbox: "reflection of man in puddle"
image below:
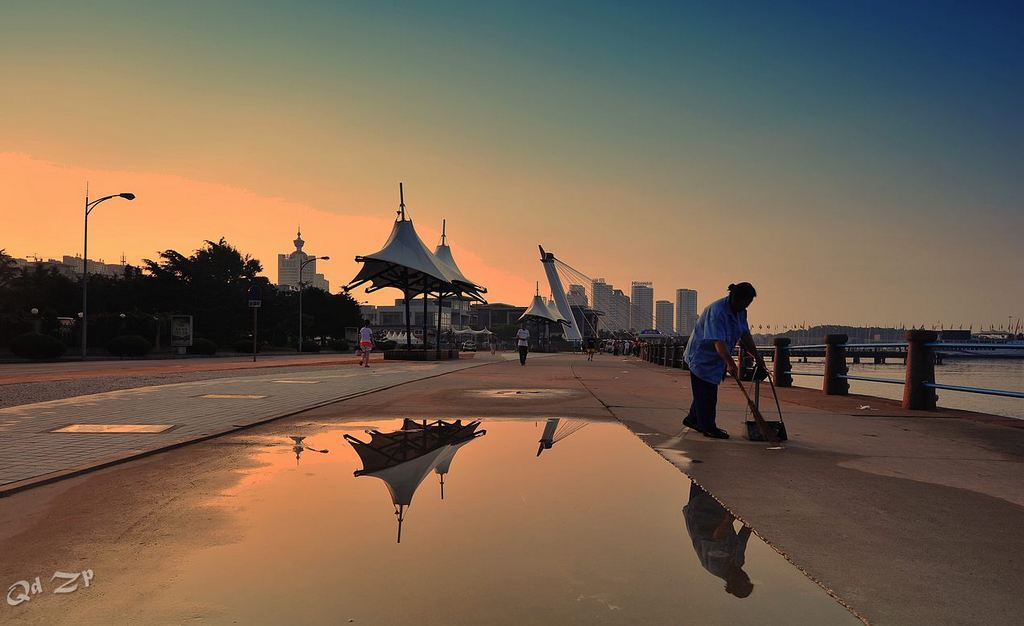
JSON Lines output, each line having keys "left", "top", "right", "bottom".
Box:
{"left": 683, "top": 482, "right": 754, "bottom": 598}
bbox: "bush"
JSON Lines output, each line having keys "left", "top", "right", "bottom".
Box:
{"left": 188, "top": 338, "right": 218, "bottom": 355}
{"left": 328, "top": 338, "right": 349, "bottom": 352}
{"left": 376, "top": 339, "right": 398, "bottom": 351}
{"left": 233, "top": 339, "right": 258, "bottom": 354}
{"left": 106, "top": 334, "right": 153, "bottom": 357}
{"left": 300, "top": 340, "right": 321, "bottom": 353}
{"left": 10, "top": 332, "right": 66, "bottom": 359}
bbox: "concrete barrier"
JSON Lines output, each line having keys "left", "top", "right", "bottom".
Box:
{"left": 823, "top": 334, "right": 849, "bottom": 395}
{"left": 902, "top": 330, "right": 938, "bottom": 410}
{"left": 773, "top": 337, "right": 792, "bottom": 387}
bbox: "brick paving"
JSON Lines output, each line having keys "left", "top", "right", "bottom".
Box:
{"left": 0, "top": 353, "right": 530, "bottom": 494}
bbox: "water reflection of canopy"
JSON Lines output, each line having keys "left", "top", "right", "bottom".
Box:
{"left": 537, "top": 417, "right": 589, "bottom": 456}
{"left": 345, "top": 419, "right": 485, "bottom": 542}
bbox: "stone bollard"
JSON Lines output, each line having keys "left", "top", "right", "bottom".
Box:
{"left": 823, "top": 334, "right": 849, "bottom": 395}
{"left": 772, "top": 337, "right": 792, "bottom": 387}
{"left": 902, "top": 330, "right": 938, "bottom": 410}
{"left": 738, "top": 346, "right": 755, "bottom": 381}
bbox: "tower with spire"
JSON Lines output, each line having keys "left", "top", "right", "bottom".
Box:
{"left": 277, "top": 227, "right": 329, "bottom": 292}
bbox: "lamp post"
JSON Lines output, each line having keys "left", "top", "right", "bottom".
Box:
{"left": 81, "top": 190, "right": 135, "bottom": 360}
{"left": 297, "top": 255, "right": 329, "bottom": 352}
{"left": 30, "top": 307, "right": 40, "bottom": 334}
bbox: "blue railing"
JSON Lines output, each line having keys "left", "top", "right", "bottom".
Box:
{"left": 755, "top": 341, "right": 1024, "bottom": 406}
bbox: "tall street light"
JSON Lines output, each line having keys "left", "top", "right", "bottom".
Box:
{"left": 298, "top": 255, "right": 329, "bottom": 352}
{"left": 82, "top": 190, "right": 135, "bottom": 360}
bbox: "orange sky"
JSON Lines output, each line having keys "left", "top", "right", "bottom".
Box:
{"left": 0, "top": 153, "right": 531, "bottom": 307}
{"left": 1, "top": 3, "right": 1021, "bottom": 328}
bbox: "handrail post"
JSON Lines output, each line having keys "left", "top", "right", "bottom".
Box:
{"left": 902, "top": 330, "right": 938, "bottom": 410}
{"left": 772, "top": 337, "right": 792, "bottom": 387}
{"left": 737, "top": 345, "right": 755, "bottom": 381}
{"left": 823, "top": 334, "right": 849, "bottom": 395}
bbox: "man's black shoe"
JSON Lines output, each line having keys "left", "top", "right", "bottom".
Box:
{"left": 703, "top": 428, "right": 730, "bottom": 439}
{"left": 682, "top": 416, "right": 702, "bottom": 432}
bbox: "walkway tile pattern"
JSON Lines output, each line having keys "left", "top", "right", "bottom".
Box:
{"left": 0, "top": 356, "right": 523, "bottom": 492}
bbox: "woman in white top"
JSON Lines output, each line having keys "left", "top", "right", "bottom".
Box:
{"left": 358, "top": 321, "right": 373, "bottom": 368}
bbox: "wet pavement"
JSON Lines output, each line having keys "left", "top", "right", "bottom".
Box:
{"left": 0, "top": 418, "right": 857, "bottom": 625}
{"left": 2, "top": 353, "right": 1022, "bottom": 624}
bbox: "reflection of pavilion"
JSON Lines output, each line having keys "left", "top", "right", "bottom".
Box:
{"left": 536, "top": 418, "right": 589, "bottom": 457}
{"left": 345, "top": 419, "right": 485, "bottom": 542}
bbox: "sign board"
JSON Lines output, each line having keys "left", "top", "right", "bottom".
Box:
{"left": 170, "top": 315, "right": 194, "bottom": 347}
{"left": 248, "top": 285, "right": 262, "bottom": 308}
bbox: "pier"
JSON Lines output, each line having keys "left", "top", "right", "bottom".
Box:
{"left": 1, "top": 352, "right": 1021, "bottom": 624}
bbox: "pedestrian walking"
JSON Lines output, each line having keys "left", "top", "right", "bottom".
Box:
{"left": 358, "top": 320, "right": 374, "bottom": 368}
{"left": 682, "top": 282, "right": 766, "bottom": 439}
{"left": 516, "top": 324, "right": 530, "bottom": 366}
{"left": 490, "top": 333, "right": 498, "bottom": 355}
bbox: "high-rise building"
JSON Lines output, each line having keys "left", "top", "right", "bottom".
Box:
{"left": 567, "top": 284, "right": 588, "bottom": 307}
{"left": 630, "top": 281, "right": 654, "bottom": 331}
{"left": 655, "top": 300, "right": 674, "bottom": 335}
{"left": 591, "top": 279, "right": 612, "bottom": 331}
{"left": 675, "top": 289, "right": 698, "bottom": 337}
{"left": 278, "top": 229, "right": 329, "bottom": 292}
{"left": 610, "top": 289, "right": 631, "bottom": 331}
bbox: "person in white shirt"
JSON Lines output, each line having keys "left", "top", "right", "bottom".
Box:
{"left": 515, "top": 324, "right": 530, "bottom": 366}
{"left": 358, "top": 321, "right": 374, "bottom": 368}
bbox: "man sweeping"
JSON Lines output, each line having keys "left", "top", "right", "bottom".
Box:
{"left": 682, "top": 282, "right": 766, "bottom": 439}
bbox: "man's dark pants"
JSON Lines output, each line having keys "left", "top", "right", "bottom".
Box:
{"left": 686, "top": 374, "right": 719, "bottom": 431}
{"left": 519, "top": 346, "right": 528, "bottom": 365}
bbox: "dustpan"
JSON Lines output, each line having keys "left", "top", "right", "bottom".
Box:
{"left": 745, "top": 364, "right": 790, "bottom": 442}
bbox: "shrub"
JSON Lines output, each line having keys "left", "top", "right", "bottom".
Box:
{"left": 106, "top": 334, "right": 153, "bottom": 357}
{"left": 233, "top": 339, "right": 258, "bottom": 354}
{"left": 300, "top": 340, "right": 321, "bottom": 353}
{"left": 376, "top": 339, "right": 398, "bottom": 351}
{"left": 10, "top": 332, "right": 66, "bottom": 359}
{"left": 328, "top": 338, "right": 349, "bottom": 352}
{"left": 188, "top": 338, "right": 218, "bottom": 355}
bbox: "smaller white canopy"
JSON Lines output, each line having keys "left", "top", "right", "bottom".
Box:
{"left": 520, "top": 294, "right": 567, "bottom": 324}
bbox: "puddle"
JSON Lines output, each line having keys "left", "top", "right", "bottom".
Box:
{"left": 468, "top": 388, "right": 579, "bottom": 399}
{"left": 1, "top": 419, "right": 857, "bottom": 625}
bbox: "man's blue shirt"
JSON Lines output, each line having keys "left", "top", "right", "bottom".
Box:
{"left": 684, "top": 296, "right": 750, "bottom": 385}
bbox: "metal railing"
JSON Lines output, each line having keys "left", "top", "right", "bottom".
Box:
{"left": 752, "top": 340, "right": 1024, "bottom": 409}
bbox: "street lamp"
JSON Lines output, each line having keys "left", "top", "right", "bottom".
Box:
{"left": 81, "top": 190, "right": 135, "bottom": 359}
{"left": 297, "top": 255, "right": 329, "bottom": 352}
{"left": 30, "top": 307, "right": 40, "bottom": 333}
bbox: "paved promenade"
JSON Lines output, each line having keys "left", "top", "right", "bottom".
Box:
{"left": 0, "top": 353, "right": 521, "bottom": 495}
{"left": 1, "top": 353, "right": 1021, "bottom": 625}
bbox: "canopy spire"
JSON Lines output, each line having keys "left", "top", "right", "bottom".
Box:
{"left": 398, "top": 182, "right": 406, "bottom": 221}
{"left": 441, "top": 219, "right": 447, "bottom": 245}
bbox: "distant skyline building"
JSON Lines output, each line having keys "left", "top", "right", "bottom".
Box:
{"left": 277, "top": 229, "right": 328, "bottom": 292}
{"left": 10, "top": 254, "right": 126, "bottom": 279}
{"left": 676, "top": 289, "right": 698, "bottom": 337}
{"left": 610, "top": 288, "right": 631, "bottom": 331}
{"left": 591, "top": 279, "right": 612, "bottom": 331}
{"left": 567, "top": 284, "right": 588, "bottom": 307}
{"left": 655, "top": 300, "right": 673, "bottom": 335}
{"left": 631, "top": 281, "right": 654, "bottom": 330}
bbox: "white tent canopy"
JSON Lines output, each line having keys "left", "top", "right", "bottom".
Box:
{"left": 520, "top": 294, "right": 568, "bottom": 325}
{"left": 433, "top": 220, "right": 486, "bottom": 302}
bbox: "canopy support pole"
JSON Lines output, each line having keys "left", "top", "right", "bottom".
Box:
{"left": 437, "top": 293, "right": 444, "bottom": 357}
{"left": 423, "top": 284, "right": 429, "bottom": 350}
{"left": 403, "top": 270, "right": 412, "bottom": 350}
